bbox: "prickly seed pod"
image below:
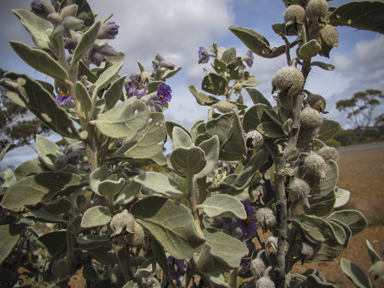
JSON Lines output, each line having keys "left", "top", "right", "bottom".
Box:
{"left": 271, "top": 66, "right": 304, "bottom": 97}
{"left": 300, "top": 241, "right": 314, "bottom": 259}
{"left": 318, "top": 146, "right": 339, "bottom": 162}
{"left": 283, "top": 4, "right": 306, "bottom": 25}
{"left": 300, "top": 105, "right": 323, "bottom": 131}
{"left": 289, "top": 178, "right": 311, "bottom": 208}
{"left": 245, "top": 130, "right": 264, "bottom": 150}
{"left": 250, "top": 250, "right": 267, "bottom": 279}
{"left": 305, "top": 91, "right": 327, "bottom": 113}
{"left": 305, "top": 0, "right": 328, "bottom": 23}
{"left": 368, "top": 261, "right": 384, "bottom": 284}
{"left": 256, "top": 267, "right": 275, "bottom": 288}
{"left": 256, "top": 208, "right": 277, "bottom": 233}
{"left": 320, "top": 24, "right": 339, "bottom": 48}
{"left": 110, "top": 210, "right": 136, "bottom": 237}
{"left": 110, "top": 265, "right": 127, "bottom": 287}
{"left": 127, "top": 221, "right": 147, "bottom": 249}
{"left": 304, "top": 154, "right": 326, "bottom": 180}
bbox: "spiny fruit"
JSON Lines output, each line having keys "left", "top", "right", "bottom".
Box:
{"left": 256, "top": 208, "right": 277, "bottom": 233}
{"left": 272, "top": 66, "right": 304, "bottom": 97}
{"left": 110, "top": 210, "right": 135, "bottom": 237}
{"left": 306, "top": 0, "right": 328, "bottom": 23}
{"left": 318, "top": 146, "right": 339, "bottom": 162}
{"left": 300, "top": 105, "right": 323, "bottom": 130}
{"left": 289, "top": 178, "right": 311, "bottom": 208}
{"left": 250, "top": 258, "right": 266, "bottom": 279}
{"left": 303, "top": 154, "right": 326, "bottom": 180}
{"left": 318, "top": 24, "right": 339, "bottom": 57}
{"left": 245, "top": 130, "right": 264, "bottom": 150}
{"left": 283, "top": 4, "right": 306, "bottom": 25}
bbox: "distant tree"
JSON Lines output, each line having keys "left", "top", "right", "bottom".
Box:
{"left": 336, "top": 89, "right": 384, "bottom": 136}
{"left": 0, "top": 69, "right": 51, "bottom": 151}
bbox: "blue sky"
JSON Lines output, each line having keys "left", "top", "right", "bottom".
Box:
{"left": 1, "top": 0, "right": 384, "bottom": 167}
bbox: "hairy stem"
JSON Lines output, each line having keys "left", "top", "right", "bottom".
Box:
{"left": 187, "top": 174, "right": 203, "bottom": 237}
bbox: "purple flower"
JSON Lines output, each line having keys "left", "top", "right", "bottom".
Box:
{"left": 198, "top": 46, "right": 210, "bottom": 64}
{"left": 243, "top": 50, "right": 254, "bottom": 68}
{"left": 236, "top": 200, "right": 258, "bottom": 239}
{"left": 167, "top": 256, "right": 185, "bottom": 281}
{"left": 31, "top": 0, "right": 45, "bottom": 14}
{"left": 124, "top": 79, "right": 146, "bottom": 98}
{"left": 157, "top": 83, "right": 172, "bottom": 103}
{"left": 56, "top": 90, "right": 72, "bottom": 105}
{"left": 97, "top": 21, "right": 120, "bottom": 39}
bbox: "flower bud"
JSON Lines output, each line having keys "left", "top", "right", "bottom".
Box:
{"left": 272, "top": 66, "right": 304, "bottom": 97}
{"left": 283, "top": 4, "right": 305, "bottom": 25}
{"left": 245, "top": 130, "right": 264, "bottom": 150}
{"left": 304, "top": 154, "right": 326, "bottom": 180}
{"left": 306, "top": 0, "right": 328, "bottom": 23}
{"left": 289, "top": 178, "right": 311, "bottom": 208}
{"left": 305, "top": 91, "right": 327, "bottom": 113}
{"left": 140, "top": 71, "right": 151, "bottom": 85}
{"left": 256, "top": 208, "right": 277, "bottom": 233}
{"left": 99, "top": 45, "right": 118, "bottom": 57}
{"left": 318, "top": 146, "right": 339, "bottom": 162}
{"left": 233, "top": 82, "right": 243, "bottom": 95}
{"left": 60, "top": 4, "right": 78, "bottom": 19}
{"left": 159, "top": 60, "right": 175, "bottom": 70}
{"left": 300, "top": 105, "right": 323, "bottom": 131}
{"left": 368, "top": 261, "right": 384, "bottom": 284}
{"left": 62, "top": 16, "right": 84, "bottom": 30}
{"left": 47, "top": 12, "right": 62, "bottom": 25}
{"left": 31, "top": 0, "right": 55, "bottom": 16}
{"left": 97, "top": 21, "right": 120, "bottom": 40}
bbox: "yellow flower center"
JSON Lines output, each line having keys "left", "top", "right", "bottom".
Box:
{"left": 60, "top": 91, "right": 70, "bottom": 97}
{"left": 160, "top": 95, "right": 164, "bottom": 99}
{"left": 244, "top": 216, "right": 253, "bottom": 224}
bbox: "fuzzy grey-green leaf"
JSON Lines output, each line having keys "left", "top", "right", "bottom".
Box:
{"left": 75, "top": 81, "right": 92, "bottom": 116}
{"left": 36, "top": 135, "right": 63, "bottom": 171}
{"left": 0, "top": 225, "right": 20, "bottom": 265}
{"left": 72, "top": 20, "right": 101, "bottom": 65}
{"left": 189, "top": 85, "right": 220, "bottom": 106}
{"left": 199, "top": 194, "right": 246, "bottom": 219}
{"left": 169, "top": 146, "right": 206, "bottom": 177}
{"left": 81, "top": 206, "right": 112, "bottom": 228}
{"left": 131, "top": 197, "right": 206, "bottom": 259}
{"left": 340, "top": 258, "right": 374, "bottom": 288}
{"left": 327, "top": 210, "right": 368, "bottom": 236}
{"left": 133, "top": 172, "right": 185, "bottom": 198}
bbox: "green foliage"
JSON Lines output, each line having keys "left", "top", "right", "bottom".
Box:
{"left": 1, "top": 0, "right": 382, "bottom": 287}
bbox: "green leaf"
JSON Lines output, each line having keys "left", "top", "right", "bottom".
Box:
{"left": 172, "top": 126, "right": 193, "bottom": 149}
{"left": 168, "top": 146, "right": 206, "bottom": 177}
{"left": 197, "top": 111, "right": 246, "bottom": 161}
{"left": 10, "top": 41, "right": 68, "bottom": 81}
{"left": 304, "top": 190, "right": 336, "bottom": 217}
{"left": 133, "top": 172, "right": 185, "bottom": 198}
{"left": 330, "top": 1, "right": 384, "bottom": 34}
{"left": 221, "top": 47, "right": 237, "bottom": 64}
{"left": 0, "top": 169, "right": 15, "bottom": 190}
{"left": 77, "top": 235, "right": 111, "bottom": 250}
{"left": 0, "top": 144, "right": 16, "bottom": 163}
{"left": 194, "top": 135, "right": 220, "bottom": 180}
{"left": 92, "top": 98, "right": 106, "bottom": 117}
{"left": 366, "top": 240, "right": 382, "bottom": 264}
{"left": 202, "top": 73, "right": 228, "bottom": 96}
{"left": 89, "top": 165, "right": 108, "bottom": 195}
{"left": 243, "top": 104, "right": 271, "bottom": 132}
{"left": 81, "top": 206, "right": 112, "bottom": 228}
{"left": 38, "top": 231, "right": 66, "bottom": 256}
{"left": 112, "top": 112, "right": 166, "bottom": 159}
{"left": 199, "top": 194, "right": 246, "bottom": 219}
{"left": 1, "top": 73, "right": 81, "bottom": 139}
{"left": 149, "top": 238, "right": 170, "bottom": 274}
{"left": 229, "top": 26, "right": 285, "bottom": 58}
{"left": 291, "top": 219, "right": 326, "bottom": 245}
{"left": 311, "top": 61, "right": 335, "bottom": 71}
{"left": 60, "top": 0, "right": 95, "bottom": 29}
{"left": 188, "top": 85, "right": 220, "bottom": 106}
{"left": 95, "top": 96, "right": 150, "bottom": 139}
{"left": 1, "top": 172, "right": 82, "bottom": 212}
{"left": 195, "top": 228, "right": 248, "bottom": 273}
{"left": 72, "top": 20, "right": 101, "bottom": 65}
{"left": 242, "top": 74, "right": 260, "bottom": 88}
{"left": 340, "top": 258, "right": 374, "bottom": 288}
{"left": 148, "top": 81, "right": 165, "bottom": 93}
{"left": 14, "top": 158, "right": 49, "bottom": 180}
{"left": 190, "top": 119, "right": 206, "bottom": 143}
{"left": 212, "top": 58, "right": 227, "bottom": 74}
{"left": 334, "top": 188, "right": 350, "bottom": 208}
{"left": 90, "top": 61, "right": 124, "bottom": 99}
{"left": 114, "top": 181, "right": 141, "bottom": 206}
{"left": 307, "top": 160, "right": 339, "bottom": 199}
{"left": 0, "top": 225, "right": 20, "bottom": 265}
{"left": 306, "top": 274, "right": 338, "bottom": 288}
{"left": 162, "top": 66, "right": 182, "bottom": 80}
{"left": 299, "top": 39, "right": 322, "bottom": 59}
{"left": 78, "top": 61, "right": 98, "bottom": 83}
{"left": 98, "top": 178, "right": 125, "bottom": 199}
{"left": 257, "top": 121, "right": 286, "bottom": 138}
{"left": 327, "top": 210, "right": 368, "bottom": 236}
{"left": 165, "top": 121, "right": 191, "bottom": 140}
{"left": 315, "top": 120, "right": 341, "bottom": 142}
{"left": 23, "top": 209, "right": 66, "bottom": 223}
{"left": 131, "top": 196, "right": 206, "bottom": 259}
{"left": 12, "top": 9, "right": 53, "bottom": 50}
{"left": 36, "top": 135, "right": 63, "bottom": 171}
{"left": 103, "top": 75, "right": 126, "bottom": 110}
{"left": 75, "top": 81, "right": 92, "bottom": 116}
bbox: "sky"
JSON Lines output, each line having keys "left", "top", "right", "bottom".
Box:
{"left": 1, "top": 0, "right": 384, "bottom": 168}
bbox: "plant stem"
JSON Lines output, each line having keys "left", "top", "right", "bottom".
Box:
{"left": 187, "top": 174, "right": 204, "bottom": 237}
{"left": 229, "top": 268, "right": 238, "bottom": 288}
